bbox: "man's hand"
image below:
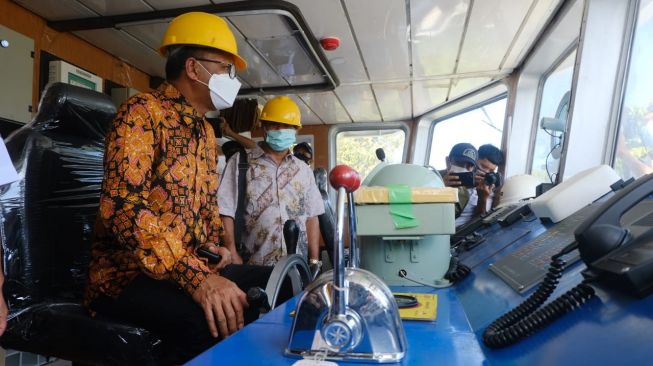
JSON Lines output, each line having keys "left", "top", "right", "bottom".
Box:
{"left": 476, "top": 183, "right": 494, "bottom": 200}
{"left": 474, "top": 170, "right": 494, "bottom": 199}
{"left": 0, "top": 293, "right": 7, "bottom": 337}
{"left": 203, "top": 245, "right": 233, "bottom": 271}
{"left": 192, "top": 274, "right": 248, "bottom": 339}
{"left": 231, "top": 251, "right": 244, "bottom": 265}
{"left": 220, "top": 118, "right": 236, "bottom": 139}
{"left": 474, "top": 170, "right": 494, "bottom": 216}
{"left": 221, "top": 216, "right": 244, "bottom": 265}
{"left": 443, "top": 173, "right": 462, "bottom": 187}
{"left": 474, "top": 170, "right": 486, "bottom": 187}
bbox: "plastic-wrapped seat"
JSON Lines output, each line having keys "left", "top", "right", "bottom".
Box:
{"left": 0, "top": 83, "right": 165, "bottom": 365}
{"left": 314, "top": 167, "right": 336, "bottom": 265}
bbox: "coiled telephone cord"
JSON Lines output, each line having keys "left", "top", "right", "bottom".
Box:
{"left": 482, "top": 244, "right": 596, "bottom": 348}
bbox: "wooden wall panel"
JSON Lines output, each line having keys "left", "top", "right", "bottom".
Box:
{"left": 0, "top": 0, "right": 151, "bottom": 110}
{"left": 298, "top": 125, "right": 330, "bottom": 170}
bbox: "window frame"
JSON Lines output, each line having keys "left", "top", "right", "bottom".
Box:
{"left": 609, "top": 0, "right": 646, "bottom": 171}
{"left": 425, "top": 93, "right": 508, "bottom": 168}
{"left": 526, "top": 43, "right": 578, "bottom": 180}
{"left": 328, "top": 121, "right": 411, "bottom": 174}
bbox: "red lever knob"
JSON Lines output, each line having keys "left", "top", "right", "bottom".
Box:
{"left": 329, "top": 165, "right": 361, "bottom": 193}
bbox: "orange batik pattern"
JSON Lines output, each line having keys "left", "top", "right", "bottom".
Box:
{"left": 85, "top": 82, "right": 222, "bottom": 306}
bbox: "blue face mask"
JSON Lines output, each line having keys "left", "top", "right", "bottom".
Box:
{"left": 265, "top": 129, "right": 296, "bottom": 151}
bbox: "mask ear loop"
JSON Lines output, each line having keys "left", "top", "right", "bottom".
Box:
{"left": 193, "top": 60, "right": 213, "bottom": 87}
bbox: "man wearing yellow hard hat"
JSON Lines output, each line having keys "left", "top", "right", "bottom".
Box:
{"left": 218, "top": 96, "right": 325, "bottom": 271}
{"left": 85, "top": 12, "right": 278, "bottom": 364}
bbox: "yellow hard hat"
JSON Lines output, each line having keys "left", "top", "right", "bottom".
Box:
{"left": 159, "top": 12, "right": 247, "bottom": 71}
{"left": 260, "top": 96, "right": 302, "bottom": 128}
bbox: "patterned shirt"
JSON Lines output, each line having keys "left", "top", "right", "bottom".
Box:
{"left": 218, "top": 143, "right": 324, "bottom": 266}
{"left": 85, "top": 82, "right": 221, "bottom": 306}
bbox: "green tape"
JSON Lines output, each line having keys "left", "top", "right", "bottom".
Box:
{"left": 387, "top": 184, "right": 419, "bottom": 229}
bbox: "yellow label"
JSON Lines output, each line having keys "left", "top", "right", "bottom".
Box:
{"left": 394, "top": 293, "right": 438, "bottom": 321}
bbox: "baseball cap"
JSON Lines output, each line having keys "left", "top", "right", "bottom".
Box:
{"left": 294, "top": 142, "right": 313, "bottom": 156}
{"left": 449, "top": 143, "right": 478, "bottom": 167}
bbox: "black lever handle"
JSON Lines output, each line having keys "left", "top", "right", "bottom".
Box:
{"left": 197, "top": 247, "right": 222, "bottom": 264}
{"left": 375, "top": 148, "right": 386, "bottom": 162}
{"left": 284, "top": 220, "right": 299, "bottom": 255}
{"left": 247, "top": 287, "right": 271, "bottom": 314}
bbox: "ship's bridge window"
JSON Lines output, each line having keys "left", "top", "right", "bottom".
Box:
{"left": 335, "top": 128, "right": 406, "bottom": 181}
{"left": 614, "top": 0, "right": 653, "bottom": 179}
{"left": 427, "top": 97, "right": 506, "bottom": 170}
{"left": 529, "top": 50, "right": 576, "bottom": 183}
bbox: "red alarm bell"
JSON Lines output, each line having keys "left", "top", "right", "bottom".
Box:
{"left": 319, "top": 37, "right": 340, "bottom": 51}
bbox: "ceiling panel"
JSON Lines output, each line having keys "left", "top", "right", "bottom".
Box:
{"left": 373, "top": 82, "right": 412, "bottom": 121}
{"left": 74, "top": 29, "right": 163, "bottom": 76}
{"left": 11, "top": 0, "right": 562, "bottom": 124}
{"left": 344, "top": 0, "right": 410, "bottom": 81}
{"left": 335, "top": 85, "right": 381, "bottom": 122}
{"left": 292, "top": 95, "right": 323, "bottom": 125}
{"left": 81, "top": 0, "right": 153, "bottom": 16}
{"left": 299, "top": 92, "right": 351, "bottom": 124}
{"left": 286, "top": 0, "right": 367, "bottom": 83}
{"left": 121, "top": 22, "right": 168, "bottom": 51}
{"left": 449, "top": 77, "right": 492, "bottom": 99}
{"left": 457, "top": 0, "right": 534, "bottom": 73}
{"left": 413, "top": 80, "right": 449, "bottom": 117}
{"left": 13, "top": 0, "right": 97, "bottom": 20}
{"left": 229, "top": 12, "right": 296, "bottom": 39}
{"left": 228, "top": 20, "right": 290, "bottom": 88}
{"left": 411, "top": 0, "right": 469, "bottom": 77}
{"left": 229, "top": 13, "right": 331, "bottom": 88}
{"left": 248, "top": 35, "right": 324, "bottom": 86}
{"left": 502, "top": 0, "right": 562, "bottom": 69}
{"left": 424, "top": 81, "right": 507, "bottom": 122}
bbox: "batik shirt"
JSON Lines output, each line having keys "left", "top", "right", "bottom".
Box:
{"left": 218, "top": 144, "right": 324, "bottom": 266}
{"left": 85, "top": 82, "right": 221, "bottom": 306}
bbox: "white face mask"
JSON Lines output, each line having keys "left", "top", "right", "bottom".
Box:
{"left": 197, "top": 62, "right": 241, "bottom": 110}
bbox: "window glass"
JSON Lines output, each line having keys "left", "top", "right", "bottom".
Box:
{"left": 530, "top": 51, "right": 576, "bottom": 183}
{"left": 335, "top": 129, "right": 405, "bottom": 180}
{"left": 614, "top": 0, "right": 653, "bottom": 179}
{"left": 427, "top": 98, "right": 505, "bottom": 170}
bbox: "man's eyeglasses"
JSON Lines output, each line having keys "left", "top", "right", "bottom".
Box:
{"left": 195, "top": 58, "right": 237, "bottom": 79}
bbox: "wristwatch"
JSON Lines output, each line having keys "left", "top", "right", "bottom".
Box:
{"left": 309, "top": 258, "right": 322, "bottom": 267}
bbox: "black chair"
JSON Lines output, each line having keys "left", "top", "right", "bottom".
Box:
{"left": 0, "top": 83, "right": 165, "bottom": 365}
{"left": 314, "top": 167, "right": 336, "bottom": 265}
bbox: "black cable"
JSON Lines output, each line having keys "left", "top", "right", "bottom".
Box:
{"left": 542, "top": 127, "right": 558, "bottom": 138}
{"left": 544, "top": 142, "right": 561, "bottom": 184}
{"left": 482, "top": 243, "right": 596, "bottom": 348}
{"left": 397, "top": 269, "right": 449, "bottom": 289}
{"left": 444, "top": 256, "right": 471, "bottom": 283}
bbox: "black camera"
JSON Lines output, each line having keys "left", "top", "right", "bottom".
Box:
{"left": 484, "top": 171, "right": 502, "bottom": 186}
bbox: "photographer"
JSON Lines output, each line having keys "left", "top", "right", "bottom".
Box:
{"left": 442, "top": 143, "right": 504, "bottom": 227}
{"left": 441, "top": 143, "right": 478, "bottom": 227}
{"left": 473, "top": 144, "right": 505, "bottom": 217}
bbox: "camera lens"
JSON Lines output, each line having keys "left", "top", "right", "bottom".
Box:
{"left": 485, "top": 172, "right": 497, "bottom": 186}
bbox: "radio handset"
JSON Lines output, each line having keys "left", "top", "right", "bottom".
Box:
{"left": 575, "top": 173, "right": 653, "bottom": 297}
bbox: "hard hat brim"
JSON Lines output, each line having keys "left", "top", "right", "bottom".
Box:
{"left": 159, "top": 45, "right": 247, "bottom": 71}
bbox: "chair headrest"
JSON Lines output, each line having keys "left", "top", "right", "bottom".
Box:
{"left": 314, "top": 167, "right": 328, "bottom": 194}
{"left": 30, "top": 82, "right": 117, "bottom": 140}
